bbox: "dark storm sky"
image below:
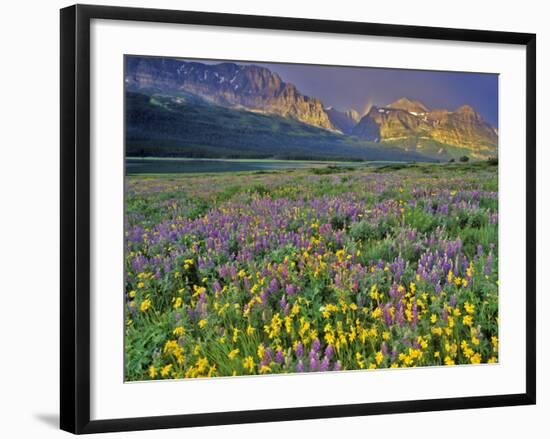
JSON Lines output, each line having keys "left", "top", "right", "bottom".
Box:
{"left": 183, "top": 58, "right": 499, "bottom": 127}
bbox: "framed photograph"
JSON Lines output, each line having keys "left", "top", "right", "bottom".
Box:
{"left": 60, "top": 4, "right": 536, "bottom": 434}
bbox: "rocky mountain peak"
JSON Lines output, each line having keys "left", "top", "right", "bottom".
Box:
{"left": 326, "top": 107, "right": 361, "bottom": 135}
{"left": 345, "top": 109, "right": 361, "bottom": 123}
{"left": 352, "top": 99, "right": 497, "bottom": 156}
{"left": 455, "top": 104, "right": 476, "bottom": 114}
{"left": 126, "top": 57, "right": 335, "bottom": 131}
{"left": 386, "top": 97, "right": 429, "bottom": 113}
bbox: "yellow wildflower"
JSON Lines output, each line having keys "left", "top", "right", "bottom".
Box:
{"left": 470, "top": 353, "right": 482, "bottom": 364}
{"left": 173, "top": 326, "right": 185, "bottom": 337}
{"left": 257, "top": 343, "right": 265, "bottom": 360}
{"left": 160, "top": 364, "right": 173, "bottom": 377}
{"left": 243, "top": 356, "right": 255, "bottom": 373}
{"left": 371, "top": 307, "right": 382, "bottom": 319}
{"left": 259, "top": 365, "right": 272, "bottom": 374}
{"left": 140, "top": 299, "right": 152, "bottom": 312}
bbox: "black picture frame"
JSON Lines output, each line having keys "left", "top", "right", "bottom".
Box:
{"left": 60, "top": 4, "right": 536, "bottom": 434}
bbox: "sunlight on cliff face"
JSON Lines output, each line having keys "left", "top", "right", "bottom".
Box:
{"left": 361, "top": 98, "right": 374, "bottom": 117}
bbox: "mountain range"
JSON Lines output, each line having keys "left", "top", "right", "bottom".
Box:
{"left": 125, "top": 57, "right": 498, "bottom": 161}
{"left": 351, "top": 98, "right": 498, "bottom": 158}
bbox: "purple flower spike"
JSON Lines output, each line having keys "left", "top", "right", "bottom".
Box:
{"left": 296, "top": 360, "right": 304, "bottom": 373}
{"left": 285, "top": 284, "right": 296, "bottom": 296}
{"left": 268, "top": 278, "right": 279, "bottom": 293}
{"left": 320, "top": 356, "right": 330, "bottom": 372}
{"left": 309, "top": 357, "right": 319, "bottom": 371}
{"left": 450, "top": 295, "right": 457, "bottom": 308}
{"left": 312, "top": 338, "right": 321, "bottom": 353}
{"left": 333, "top": 361, "right": 342, "bottom": 371}
{"left": 324, "top": 344, "right": 334, "bottom": 360}
{"left": 264, "top": 348, "right": 273, "bottom": 364}
{"left": 275, "top": 349, "right": 284, "bottom": 364}
{"left": 295, "top": 342, "right": 304, "bottom": 358}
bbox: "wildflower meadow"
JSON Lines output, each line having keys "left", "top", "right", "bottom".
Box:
{"left": 124, "top": 161, "right": 498, "bottom": 381}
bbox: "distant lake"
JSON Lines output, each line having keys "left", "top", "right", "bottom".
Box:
{"left": 125, "top": 157, "right": 362, "bottom": 174}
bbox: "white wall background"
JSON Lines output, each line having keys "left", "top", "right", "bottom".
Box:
{"left": 0, "top": 0, "right": 546, "bottom": 437}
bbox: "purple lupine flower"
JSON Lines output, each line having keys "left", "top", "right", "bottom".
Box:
{"left": 295, "top": 342, "right": 304, "bottom": 358}
{"left": 309, "top": 357, "right": 319, "bottom": 371}
{"left": 263, "top": 348, "right": 273, "bottom": 364}
{"left": 285, "top": 284, "right": 296, "bottom": 296}
{"left": 268, "top": 278, "right": 279, "bottom": 294}
{"left": 389, "top": 283, "right": 398, "bottom": 300}
{"left": 450, "top": 295, "right": 457, "bottom": 308}
{"left": 324, "top": 344, "right": 334, "bottom": 360}
{"left": 410, "top": 301, "right": 418, "bottom": 327}
{"left": 395, "top": 302, "right": 405, "bottom": 326}
{"left": 319, "top": 356, "right": 330, "bottom": 372}
{"left": 333, "top": 361, "right": 342, "bottom": 371}
{"left": 477, "top": 244, "right": 484, "bottom": 256}
{"left": 275, "top": 349, "right": 284, "bottom": 364}
{"left": 312, "top": 338, "right": 321, "bottom": 353}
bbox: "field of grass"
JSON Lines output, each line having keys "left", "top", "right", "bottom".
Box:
{"left": 124, "top": 161, "right": 498, "bottom": 380}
